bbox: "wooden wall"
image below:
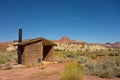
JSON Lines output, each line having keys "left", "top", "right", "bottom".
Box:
{"left": 22, "top": 41, "right": 43, "bottom": 65}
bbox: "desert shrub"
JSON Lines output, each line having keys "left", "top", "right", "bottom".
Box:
{"left": 97, "top": 52, "right": 106, "bottom": 56}
{"left": 0, "top": 64, "right": 3, "bottom": 69}
{"left": 66, "top": 52, "right": 75, "bottom": 58}
{"left": 115, "top": 58, "right": 120, "bottom": 66}
{"left": 84, "top": 59, "right": 97, "bottom": 75}
{"left": 0, "top": 51, "right": 17, "bottom": 64}
{"left": 97, "top": 60, "right": 116, "bottom": 78}
{"left": 6, "top": 52, "right": 17, "bottom": 62}
{"left": 79, "top": 51, "right": 86, "bottom": 56}
{"left": 61, "top": 62, "right": 84, "bottom": 80}
{"left": 114, "top": 66, "right": 120, "bottom": 77}
{"left": 110, "top": 55, "right": 120, "bottom": 77}
{"left": 0, "top": 55, "right": 7, "bottom": 64}
{"left": 84, "top": 59, "right": 120, "bottom": 78}
{"left": 90, "top": 53, "right": 97, "bottom": 59}
{"left": 55, "top": 57, "right": 65, "bottom": 63}
{"left": 55, "top": 49, "right": 120, "bottom": 78}
{"left": 77, "top": 56, "right": 91, "bottom": 64}
{"left": 55, "top": 50, "right": 65, "bottom": 63}
{"left": 111, "top": 56, "right": 120, "bottom": 66}
{"left": 55, "top": 50, "right": 79, "bottom": 62}
{"left": 2, "top": 62, "right": 13, "bottom": 70}
{"left": 55, "top": 50, "right": 88, "bottom": 61}
{"left": 107, "top": 50, "right": 120, "bottom": 56}
{"left": 109, "top": 52, "right": 119, "bottom": 56}
{"left": 55, "top": 51, "right": 67, "bottom": 63}
{"left": 55, "top": 50, "right": 69, "bottom": 57}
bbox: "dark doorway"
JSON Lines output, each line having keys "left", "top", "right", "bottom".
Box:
{"left": 43, "top": 46, "right": 52, "bottom": 61}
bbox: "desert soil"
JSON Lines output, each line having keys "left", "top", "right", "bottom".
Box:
{"left": 0, "top": 63, "right": 119, "bottom": 80}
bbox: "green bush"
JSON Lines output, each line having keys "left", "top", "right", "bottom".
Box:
{"left": 61, "top": 62, "right": 84, "bottom": 80}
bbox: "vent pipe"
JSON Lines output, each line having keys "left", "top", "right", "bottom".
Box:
{"left": 18, "top": 28, "right": 22, "bottom": 64}
{"left": 18, "top": 28, "right": 22, "bottom": 43}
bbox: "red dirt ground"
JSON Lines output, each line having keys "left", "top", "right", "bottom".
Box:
{"left": 0, "top": 63, "right": 119, "bottom": 80}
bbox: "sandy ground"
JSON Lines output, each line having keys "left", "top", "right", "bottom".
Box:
{"left": 0, "top": 63, "right": 119, "bottom": 80}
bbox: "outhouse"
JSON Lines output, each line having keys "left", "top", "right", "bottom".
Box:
{"left": 15, "top": 37, "right": 56, "bottom": 66}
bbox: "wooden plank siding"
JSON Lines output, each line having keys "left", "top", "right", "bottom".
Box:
{"left": 22, "top": 41, "right": 43, "bottom": 66}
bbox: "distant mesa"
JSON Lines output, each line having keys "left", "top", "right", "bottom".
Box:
{"left": 71, "top": 40, "right": 79, "bottom": 42}
{"left": 102, "top": 42, "right": 120, "bottom": 48}
{"left": 113, "top": 42, "right": 120, "bottom": 48}
{"left": 60, "top": 36, "right": 71, "bottom": 42}
{"left": 0, "top": 42, "right": 12, "bottom": 51}
{"left": 52, "top": 36, "right": 86, "bottom": 44}
{"left": 59, "top": 36, "right": 83, "bottom": 43}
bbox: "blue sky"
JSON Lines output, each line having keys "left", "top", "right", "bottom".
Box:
{"left": 0, "top": 0, "right": 120, "bottom": 43}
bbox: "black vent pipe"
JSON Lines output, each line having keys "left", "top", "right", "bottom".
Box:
{"left": 18, "top": 28, "right": 22, "bottom": 43}
{"left": 18, "top": 28, "right": 22, "bottom": 64}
